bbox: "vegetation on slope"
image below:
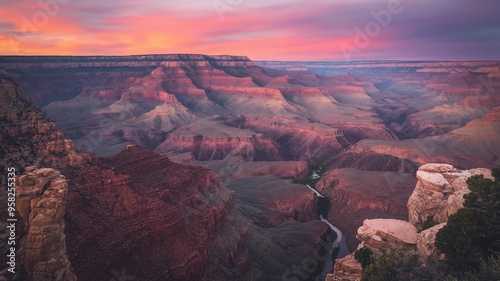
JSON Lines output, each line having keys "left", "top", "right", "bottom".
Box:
{"left": 436, "top": 167, "right": 500, "bottom": 274}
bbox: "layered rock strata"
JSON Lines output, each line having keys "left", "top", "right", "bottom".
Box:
{"left": 408, "top": 163, "right": 493, "bottom": 225}
{"left": 16, "top": 168, "right": 76, "bottom": 281}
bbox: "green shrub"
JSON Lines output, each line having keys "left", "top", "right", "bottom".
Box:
{"left": 436, "top": 167, "right": 500, "bottom": 272}
{"left": 444, "top": 252, "right": 500, "bottom": 281}
{"left": 360, "top": 247, "right": 427, "bottom": 281}
{"left": 354, "top": 246, "right": 374, "bottom": 269}
{"left": 421, "top": 216, "right": 438, "bottom": 231}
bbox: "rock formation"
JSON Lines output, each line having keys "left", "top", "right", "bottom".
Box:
{"left": 327, "top": 218, "right": 417, "bottom": 281}
{"left": 16, "top": 168, "right": 76, "bottom": 281}
{"left": 329, "top": 163, "right": 492, "bottom": 281}
{"left": 0, "top": 77, "right": 83, "bottom": 279}
{"left": 357, "top": 219, "right": 418, "bottom": 250}
{"left": 416, "top": 223, "right": 446, "bottom": 263}
{"left": 330, "top": 255, "right": 362, "bottom": 280}
{"left": 408, "top": 163, "right": 493, "bottom": 225}
{"left": 2, "top": 56, "right": 500, "bottom": 281}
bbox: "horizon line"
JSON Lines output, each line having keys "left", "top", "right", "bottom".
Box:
{"left": 1, "top": 54, "right": 499, "bottom": 63}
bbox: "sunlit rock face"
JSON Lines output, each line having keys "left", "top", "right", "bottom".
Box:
{"left": 16, "top": 168, "right": 77, "bottom": 281}
{"left": 357, "top": 219, "right": 418, "bottom": 251}
{"left": 407, "top": 163, "right": 493, "bottom": 225}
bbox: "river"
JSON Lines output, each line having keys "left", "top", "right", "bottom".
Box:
{"left": 303, "top": 172, "right": 350, "bottom": 279}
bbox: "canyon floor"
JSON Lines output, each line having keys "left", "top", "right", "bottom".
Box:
{"left": 1, "top": 55, "right": 499, "bottom": 281}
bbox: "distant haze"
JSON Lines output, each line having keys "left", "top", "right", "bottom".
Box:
{"left": 0, "top": 0, "right": 499, "bottom": 60}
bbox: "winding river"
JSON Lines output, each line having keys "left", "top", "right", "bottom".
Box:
{"left": 303, "top": 172, "right": 350, "bottom": 279}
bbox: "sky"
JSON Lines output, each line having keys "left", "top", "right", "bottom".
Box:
{"left": 0, "top": 0, "right": 499, "bottom": 61}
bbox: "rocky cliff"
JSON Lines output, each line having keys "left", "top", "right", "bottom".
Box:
{"left": 15, "top": 168, "right": 76, "bottom": 281}
{"left": 0, "top": 77, "right": 82, "bottom": 174}
{"left": 408, "top": 163, "right": 493, "bottom": 225}
{"left": 0, "top": 77, "right": 82, "bottom": 280}
{"left": 64, "top": 145, "right": 259, "bottom": 281}
{"left": 329, "top": 163, "right": 493, "bottom": 280}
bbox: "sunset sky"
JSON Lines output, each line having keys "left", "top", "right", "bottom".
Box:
{"left": 0, "top": 0, "right": 499, "bottom": 61}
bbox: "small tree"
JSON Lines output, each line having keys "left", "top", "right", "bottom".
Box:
{"left": 355, "top": 246, "right": 374, "bottom": 269}
{"left": 436, "top": 168, "right": 500, "bottom": 272}
{"left": 421, "top": 216, "right": 438, "bottom": 231}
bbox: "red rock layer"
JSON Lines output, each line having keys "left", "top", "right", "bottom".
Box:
{"left": 64, "top": 146, "right": 257, "bottom": 281}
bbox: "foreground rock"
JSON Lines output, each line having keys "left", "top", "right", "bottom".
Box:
{"left": 330, "top": 163, "right": 491, "bottom": 280}
{"left": 417, "top": 223, "right": 446, "bottom": 263}
{"left": 327, "top": 218, "right": 417, "bottom": 281}
{"left": 16, "top": 168, "right": 76, "bottom": 281}
{"left": 407, "top": 163, "right": 493, "bottom": 225}
{"left": 0, "top": 77, "right": 83, "bottom": 279}
{"left": 357, "top": 219, "right": 418, "bottom": 251}
{"left": 330, "top": 254, "right": 362, "bottom": 280}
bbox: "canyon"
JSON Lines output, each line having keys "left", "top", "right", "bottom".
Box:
{"left": 1, "top": 55, "right": 499, "bottom": 280}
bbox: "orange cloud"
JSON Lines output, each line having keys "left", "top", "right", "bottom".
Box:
{"left": 1, "top": 0, "right": 499, "bottom": 60}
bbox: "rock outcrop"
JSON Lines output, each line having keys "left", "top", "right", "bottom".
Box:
{"left": 357, "top": 219, "right": 418, "bottom": 250}
{"left": 331, "top": 254, "right": 362, "bottom": 279}
{"left": 327, "top": 219, "right": 417, "bottom": 281}
{"left": 16, "top": 168, "right": 76, "bottom": 281}
{"left": 0, "top": 77, "right": 83, "bottom": 279}
{"left": 407, "top": 163, "right": 493, "bottom": 225}
{"left": 330, "top": 163, "right": 493, "bottom": 280}
{"left": 416, "top": 223, "right": 446, "bottom": 263}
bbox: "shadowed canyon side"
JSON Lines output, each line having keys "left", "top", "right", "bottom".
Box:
{"left": 1, "top": 56, "right": 500, "bottom": 281}
{"left": 64, "top": 145, "right": 260, "bottom": 281}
